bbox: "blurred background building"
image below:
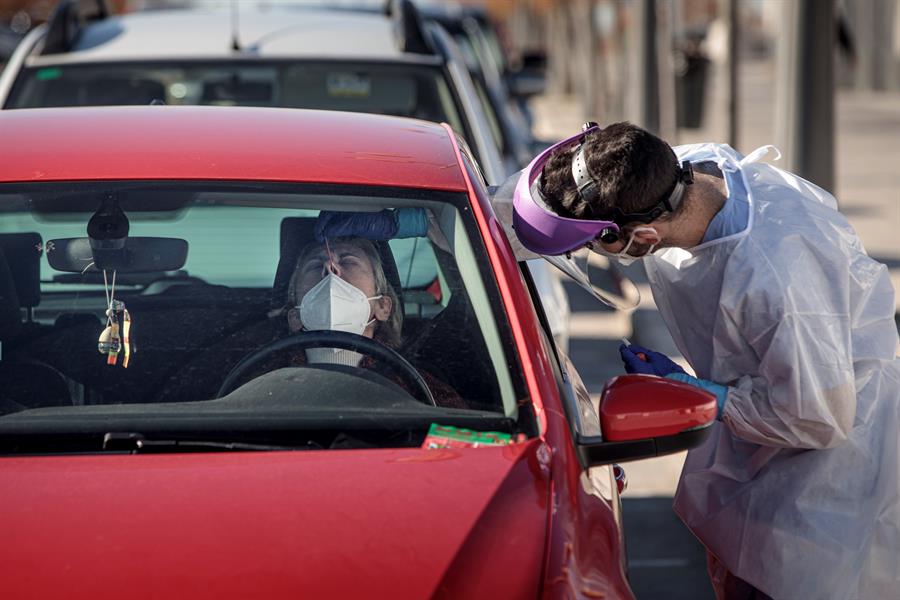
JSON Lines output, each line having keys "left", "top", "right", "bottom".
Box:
{"left": 486, "top": 0, "right": 900, "bottom": 188}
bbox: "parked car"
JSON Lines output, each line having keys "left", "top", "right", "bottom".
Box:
{"left": 414, "top": 1, "right": 570, "bottom": 348}
{"left": 418, "top": 1, "right": 547, "bottom": 165}
{"left": 0, "top": 0, "right": 504, "bottom": 179}
{"left": 0, "top": 0, "right": 573, "bottom": 352}
{"left": 0, "top": 106, "right": 716, "bottom": 599}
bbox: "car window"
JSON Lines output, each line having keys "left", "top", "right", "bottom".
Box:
{"left": 469, "top": 75, "right": 506, "bottom": 157}
{"left": 476, "top": 20, "right": 508, "bottom": 75}
{"left": 0, "top": 182, "right": 527, "bottom": 449}
{"left": 450, "top": 32, "right": 480, "bottom": 72}
{"left": 6, "top": 61, "right": 466, "bottom": 134}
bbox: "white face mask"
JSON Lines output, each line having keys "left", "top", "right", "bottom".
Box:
{"left": 298, "top": 273, "right": 383, "bottom": 365}
{"left": 601, "top": 226, "right": 660, "bottom": 266}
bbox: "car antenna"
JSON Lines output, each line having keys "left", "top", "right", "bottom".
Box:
{"left": 230, "top": 0, "right": 241, "bottom": 52}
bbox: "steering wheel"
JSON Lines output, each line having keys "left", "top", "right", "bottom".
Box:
{"left": 216, "top": 330, "right": 435, "bottom": 406}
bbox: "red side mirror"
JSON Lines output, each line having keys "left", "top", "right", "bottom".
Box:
{"left": 600, "top": 374, "right": 717, "bottom": 441}
{"left": 574, "top": 374, "right": 717, "bottom": 467}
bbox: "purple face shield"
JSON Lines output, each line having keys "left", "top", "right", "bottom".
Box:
{"left": 512, "top": 124, "right": 620, "bottom": 256}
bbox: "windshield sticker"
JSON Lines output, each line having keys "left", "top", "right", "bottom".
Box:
{"left": 422, "top": 424, "right": 514, "bottom": 449}
{"left": 326, "top": 72, "right": 371, "bottom": 98}
{"left": 35, "top": 67, "right": 63, "bottom": 81}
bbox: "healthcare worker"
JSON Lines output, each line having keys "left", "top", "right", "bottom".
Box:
{"left": 516, "top": 121, "right": 900, "bottom": 600}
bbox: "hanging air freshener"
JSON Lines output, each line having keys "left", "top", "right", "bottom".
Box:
{"left": 104, "top": 317, "right": 121, "bottom": 366}
{"left": 97, "top": 269, "right": 128, "bottom": 367}
{"left": 121, "top": 304, "right": 133, "bottom": 368}
{"left": 97, "top": 320, "right": 121, "bottom": 356}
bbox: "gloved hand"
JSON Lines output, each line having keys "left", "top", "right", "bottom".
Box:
{"left": 315, "top": 208, "right": 428, "bottom": 241}
{"left": 666, "top": 372, "right": 729, "bottom": 419}
{"left": 619, "top": 343, "right": 687, "bottom": 377}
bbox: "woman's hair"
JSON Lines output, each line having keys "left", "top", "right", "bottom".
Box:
{"left": 540, "top": 122, "right": 680, "bottom": 222}
{"left": 288, "top": 237, "right": 403, "bottom": 348}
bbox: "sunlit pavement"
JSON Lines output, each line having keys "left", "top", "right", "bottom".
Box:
{"left": 530, "top": 57, "right": 900, "bottom": 600}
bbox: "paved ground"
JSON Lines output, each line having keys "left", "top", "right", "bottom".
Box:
{"left": 530, "top": 57, "right": 900, "bottom": 599}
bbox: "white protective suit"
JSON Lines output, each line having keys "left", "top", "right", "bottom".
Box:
{"left": 643, "top": 144, "right": 900, "bottom": 599}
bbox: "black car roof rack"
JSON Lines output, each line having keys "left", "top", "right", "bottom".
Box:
{"left": 385, "top": 0, "right": 433, "bottom": 55}
{"left": 42, "top": 0, "right": 111, "bottom": 55}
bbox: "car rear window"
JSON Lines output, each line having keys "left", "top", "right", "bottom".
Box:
{"left": 7, "top": 60, "right": 466, "bottom": 133}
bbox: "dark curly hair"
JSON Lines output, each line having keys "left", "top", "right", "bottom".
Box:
{"left": 540, "top": 122, "right": 680, "bottom": 221}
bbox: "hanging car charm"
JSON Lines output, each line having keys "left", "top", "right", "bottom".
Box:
{"left": 96, "top": 270, "right": 133, "bottom": 368}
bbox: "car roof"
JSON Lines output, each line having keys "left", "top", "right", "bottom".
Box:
{"left": 26, "top": 7, "right": 436, "bottom": 66}
{"left": 0, "top": 106, "right": 467, "bottom": 191}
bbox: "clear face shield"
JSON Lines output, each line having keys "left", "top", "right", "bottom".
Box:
{"left": 511, "top": 123, "right": 642, "bottom": 310}
{"left": 542, "top": 250, "right": 642, "bottom": 310}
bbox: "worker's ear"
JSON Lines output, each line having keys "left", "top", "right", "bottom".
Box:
{"left": 373, "top": 295, "right": 392, "bottom": 322}
{"left": 632, "top": 226, "right": 662, "bottom": 246}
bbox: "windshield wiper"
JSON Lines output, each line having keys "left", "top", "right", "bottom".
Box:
{"left": 102, "top": 432, "right": 320, "bottom": 453}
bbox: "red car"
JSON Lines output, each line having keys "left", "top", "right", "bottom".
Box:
{"left": 0, "top": 106, "right": 715, "bottom": 599}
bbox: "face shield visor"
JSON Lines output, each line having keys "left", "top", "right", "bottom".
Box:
{"left": 512, "top": 123, "right": 621, "bottom": 255}
{"left": 512, "top": 123, "right": 641, "bottom": 310}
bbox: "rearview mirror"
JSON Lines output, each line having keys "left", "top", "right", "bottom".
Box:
{"left": 47, "top": 237, "right": 188, "bottom": 273}
{"left": 506, "top": 50, "right": 547, "bottom": 98}
{"left": 574, "top": 374, "right": 717, "bottom": 467}
{"left": 506, "top": 70, "right": 546, "bottom": 99}
{"left": 202, "top": 79, "right": 273, "bottom": 105}
{"left": 520, "top": 50, "right": 548, "bottom": 73}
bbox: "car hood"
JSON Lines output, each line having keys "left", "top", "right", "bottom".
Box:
{"left": 0, "top": 441, "right": 549, "bottom": 599}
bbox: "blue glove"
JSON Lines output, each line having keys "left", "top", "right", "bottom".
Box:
{"left": 394, "top": 208, "right": 428, "bottom": 238}
{"left": 619, "top": 343, "right": 687, "bottom": 377}
{"left": 666, "top": 372, "right": 729, "bottom": 419}
{"left": 315, "top": 208, "right": 428, "bottom": 241}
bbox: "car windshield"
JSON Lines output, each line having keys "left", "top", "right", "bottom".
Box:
{"left": 0, "top": 182, "right": 527, "bottom": 452}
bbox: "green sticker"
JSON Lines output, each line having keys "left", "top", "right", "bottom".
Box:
{"left": 424, "top": 423, "right": 513, "bottom": 447}
{"left": 35, "top": 68, "right": 63, "bottom": 81}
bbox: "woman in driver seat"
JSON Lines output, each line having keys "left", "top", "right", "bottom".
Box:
{"left": 283, "top": 236, "right": 464, "bottom": 409}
